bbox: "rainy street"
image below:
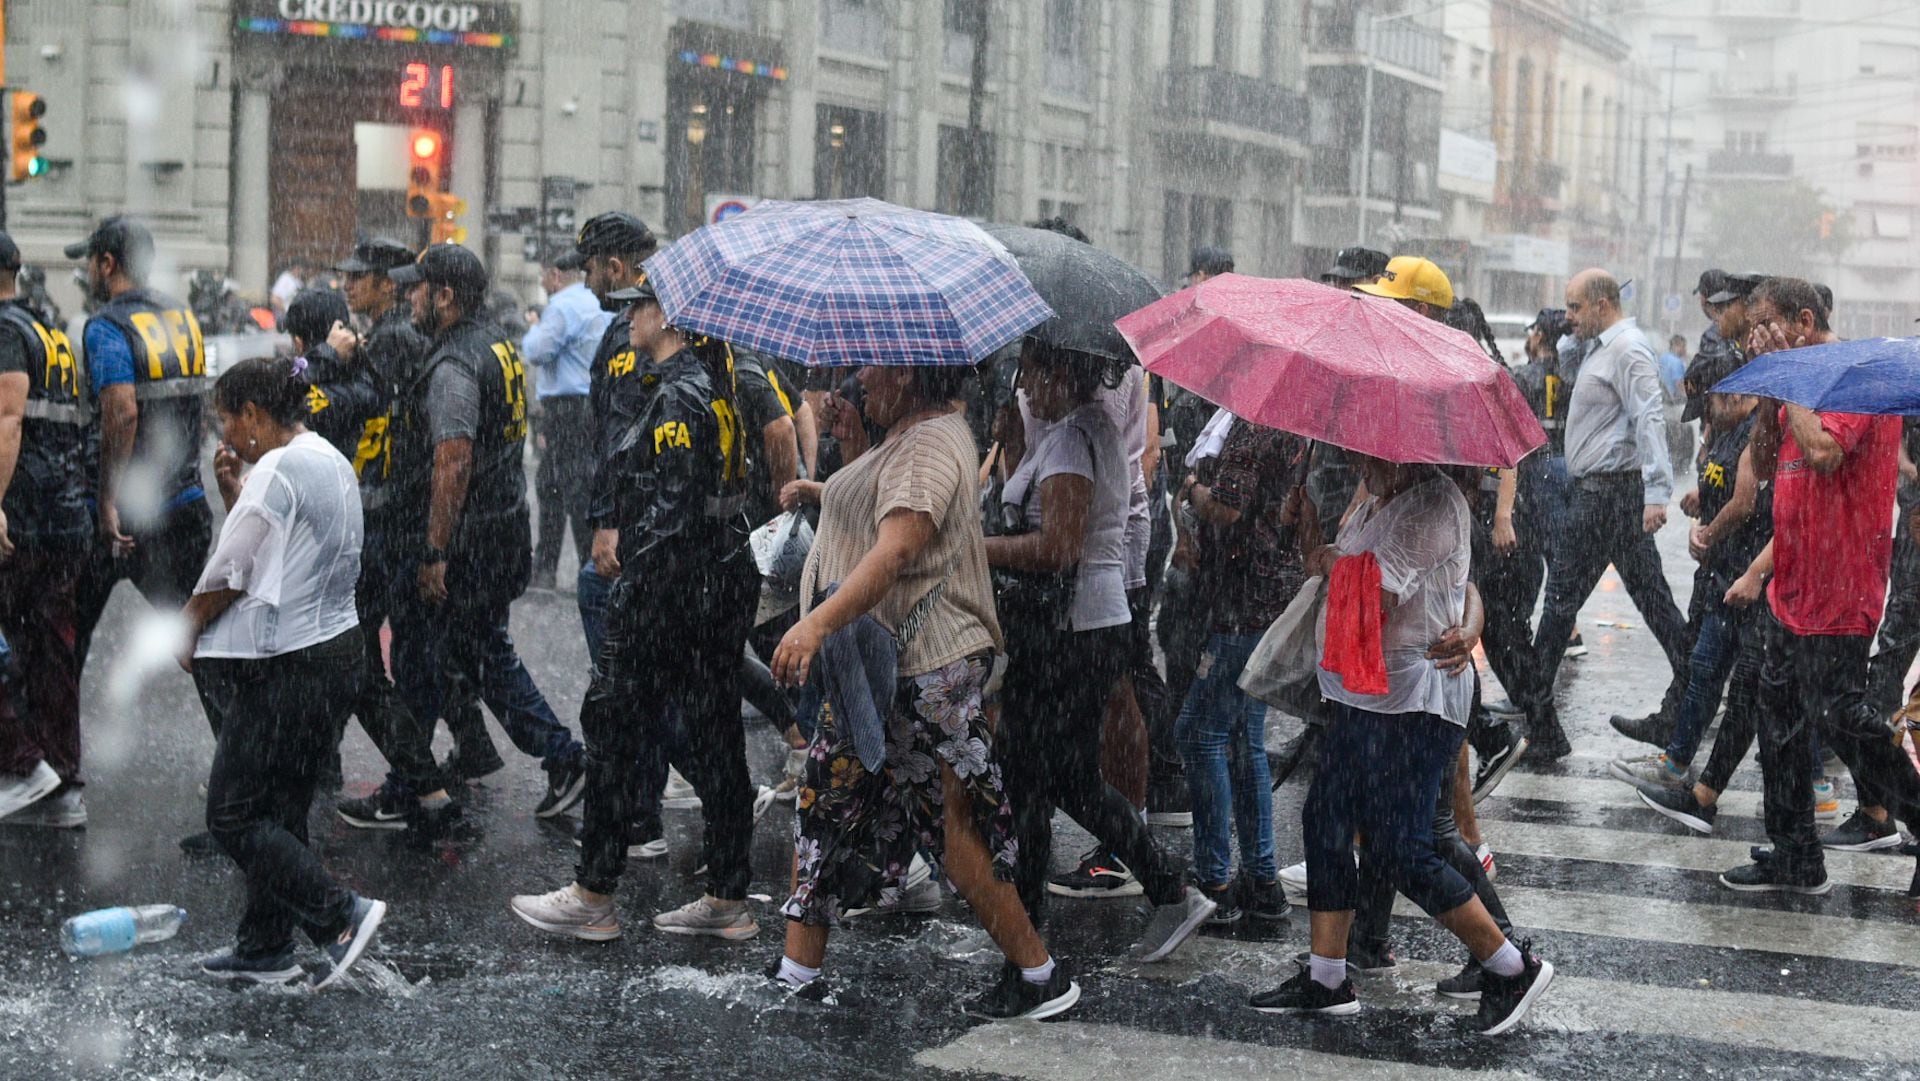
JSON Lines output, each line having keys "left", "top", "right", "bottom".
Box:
{"left": 5, "top": 504, "right": 1919, "bottom": 1081}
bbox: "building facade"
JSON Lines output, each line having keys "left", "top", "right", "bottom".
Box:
{"left": 1, "top": 0, "right": 1329, "bottom": 306}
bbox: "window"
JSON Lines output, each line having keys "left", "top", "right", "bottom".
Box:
{"left": 1213, "top": 0, "right": 1237, "bottom": 71}
{"left": 1859, "top": 42, "right": 1920, "bottom": 78}
{"left": 936, "top": 125, "right": 994, "bottom": 218}
{"left": 1856, "top": 122, "right": 1918, "bottom": 160}
{"left": 821, "top": 0, "right": 888, "bottom": 57}
{"left": 815, "top": 105, "right": 886, "bottom": 200}
{"left": 943, "top": 0, "right": 987, "bottom": 74}
{"left": 1160, "top": 191, "right": 1236, "bottom": 281}
{"left": 1725, "top": 130, "right": 1768, "bottom": 154}
{"left": 1037, "top": 141, "right": 1087, "bottom": 225}
{"left": 1045, "top": 0, "right": 1087, "bottom": 61}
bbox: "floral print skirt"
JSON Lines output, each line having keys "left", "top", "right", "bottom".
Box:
{"left": 781, "top": 652, "right": 1017, "bottom": 926}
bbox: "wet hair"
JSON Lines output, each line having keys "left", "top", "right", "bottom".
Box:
{"left": 1027, "top": 216, "right": 1092, "bottom": 244}
{"left": 1022, "top": 339, "right": 1126, "bottom": 403}
{"left": 1750, "top": 277, "right": 1831, "bottom": 334}
{"left": 283, "top": 288, "right": 350, "bottom": 349}
{"left": 1814, "top": 283, "right": 1834, "bottom": 317}
{"left": 1443, "top": 297, "right": 1504, "bottom": 365}
{"left": 214, "top": 356, "right": 311, "bottom": 428}
{"left": 906, "top": 365, "right": 975, "bottom": 404}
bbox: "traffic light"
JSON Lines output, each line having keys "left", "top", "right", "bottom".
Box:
{"left": 405, "top": 128, "right": 442, "bottom": 218}
{"left": 11, "top": 92, "right": 47, "bottom": 182}
{"left": 430, "top": 192, "right": 469, "bottom": 245}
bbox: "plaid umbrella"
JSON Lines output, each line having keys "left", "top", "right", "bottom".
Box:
{"left": 642, "top": 198, "right": 1053, "bottom": 367}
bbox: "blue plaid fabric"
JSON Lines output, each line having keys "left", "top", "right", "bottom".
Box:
{"left": 644, "top": 198, "right": 1054, "bottom": 367}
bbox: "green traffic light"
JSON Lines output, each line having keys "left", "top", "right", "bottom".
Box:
{"left": 27, "top": 156, "right": 47, "bottom": 178}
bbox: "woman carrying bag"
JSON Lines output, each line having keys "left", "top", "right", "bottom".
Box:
{"left": 768, "top": 362, "right": 1079, "bottom": 1020}
{"left": 986, "top": 340, "right": 1215, "bottom": 962}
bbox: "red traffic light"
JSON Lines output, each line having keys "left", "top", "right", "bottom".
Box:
{"left": 411, "top": 132, "right": 440, "bottom": 161}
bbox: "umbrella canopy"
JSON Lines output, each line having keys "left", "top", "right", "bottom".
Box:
{"left": 1115, "top": 274, "right": 1546, "bottom": 468}
{"left": 642, "top": 197, "right": 1053, "bottom": 367}
{"left": 1710, "top": 337, "right": 1920, "bottom": 415}
{"left": 977, "top": 224, "right": 1162, "bottom": 361}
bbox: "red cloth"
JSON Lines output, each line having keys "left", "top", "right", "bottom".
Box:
{"left": 1321, "top": 553, "right": 1388, "bottom": 695}
{"left": 1767, "top": 408, "right": 1900, "bottom": 637}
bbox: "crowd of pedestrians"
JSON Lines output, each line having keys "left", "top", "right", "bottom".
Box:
{"left": 0, "top": 200, "right": 1914, "bottom": 1038}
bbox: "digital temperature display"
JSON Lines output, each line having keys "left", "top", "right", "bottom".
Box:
{"left": 400, "top": 62, "right": 454, "bottom": 110}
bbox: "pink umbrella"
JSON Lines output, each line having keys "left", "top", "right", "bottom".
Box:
{"left": 1116, "top": 274, "right": 1546, "bottom": 467}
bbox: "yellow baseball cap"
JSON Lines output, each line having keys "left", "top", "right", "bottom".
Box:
{"left": 1355, "top": 255, "right": 1455, "bottom": 310}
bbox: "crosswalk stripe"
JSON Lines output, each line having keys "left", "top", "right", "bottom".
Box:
{"left": 916, "top": 1021, "right": 1548, "bottom": 1081}
{"left": 1490, "top": 771, "right": 1767, "bottom": 820}
{"left": 1468, "top": 819, "right": 1914, "bottom": 892}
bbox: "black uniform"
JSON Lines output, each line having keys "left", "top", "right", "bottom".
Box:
{"left": 379, "top": 314, "right": 580, "bottom": 795}
{"left": 74, "top": 287, "right": 212, "bottom": 675}
{"left": 0, "top": 300, "right": 91, "bottom": 788}
{"left": 302, "top": 346, "right": 385, "bottom": 463}
{"left": 576, "top": 344, "right": 758, "bottom": 901}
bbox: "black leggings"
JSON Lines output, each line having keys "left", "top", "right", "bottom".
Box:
{"left": 1352, "top": 742, "right": 1511, "bottom": 952}
{"left": 197, "top": 630, "right": 363, "bottom": 956}
{"left": 1000, "top": 622, "right": 1180, "bottom": 917}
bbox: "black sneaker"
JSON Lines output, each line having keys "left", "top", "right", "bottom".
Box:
{"left": 1145, "top": 774, "right": 1193, "bottom": 827}
{"left": 1250, "top": 967, "right": 1359, "bottom": 1015}
{"left": 1564, "top": 632, "right": 1588, "bottom": 658}
{"left": 1476, "top": 943, "right": 1554, "bottom": 1036}
{"left": 199, "top": 945, "right": 303, "bottom": 984}
{"left": 1527, "top": 714, "right": 1573, "bottom": 761}
{"left": 1471, "top": 731, "right": 1529, "bottom": 803}
{"left": 535, "top": 758, "right": 588, "bottom": 819}
{"left": 1045, "top": 850, "right": 1143, "bottom": 898}
{"left": 763, "top": 958, "right": 862, "bottom": 1006}
{"left": 963, "top": 961, "right": 1081, "bottom": 1021}
{"left": 1609, "top": 711, "right": 1673, "bottom": 749}
{"left": 1484, "top": 697, "right": 1525, "bottom": 718}
{"left": 1436, "top": 958, "right": 1483, "bottom": 1000}
{"left": 443, "top": 744, "right": 506, "bottom": 783}
{"left": 1718, "top": 860, "right": 1832, "bottom": 895}
{"left": 1238, "top": 875, "right": 1290, "bottom": 923}
{"left": 337, "top": 781, "right": 415, "bottom": 830}
{"left": 178, "top": 830, "right": 222, "bottom": 857}
{"left": 1201, "top": 885, "right": 1243, "bottom": 926}
{"left": 1637, "top": 785, "right": 1717, "bottom": 835}
{"left": 314, "top": 895, "right": 388, "bottom": 990}
{"left": 1822, "top": 809, "right": 1906, "bottom": 852}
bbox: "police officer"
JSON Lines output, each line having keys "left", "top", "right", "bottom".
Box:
{"left": 285, "top": 288, "right": 381, "bottom": 460}
{"left": 345, "top": 244, "right": 585, "bottom": 825}
{"left": 0, "top": 233, "right": 93, "bottom": 828}
{"left": 68, "top": 218, "right": 211, "bottom": 679}
{"left": 511, "top": 274, "right": 759, "bottom": 942}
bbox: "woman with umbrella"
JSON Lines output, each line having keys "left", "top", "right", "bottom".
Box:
{"left": 985, "top": 338, "right": 1218, "bottom": 958}
{"left": 1118, "top": 273, "right": 1557, "bottom": 1034}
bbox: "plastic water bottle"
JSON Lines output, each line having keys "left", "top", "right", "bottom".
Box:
{"left": 59, "top": 905, "right": 187, "bottom": 958}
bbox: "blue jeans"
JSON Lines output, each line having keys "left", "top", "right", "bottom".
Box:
{"left": 1304, "top": 702, "right": 1474, "bottom": 917}
{"left": 1665, "top": 602, "right": 1743, "bottom": 768}
{"left": 577, "top": 562, "right": 614, "bottom": 657}
{"left": 1174, "top": 632, "right": 1275, "bottom": 887}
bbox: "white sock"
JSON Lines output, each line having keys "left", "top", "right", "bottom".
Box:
{"left": 1140, "top": 807, "right": 1149, "bottom": 825}
{"left": 1308, "top": 953, "right": 1346, "bottom": 990}
{"left": 776, "top": 956, "right": 820, "bottom": 989}
{"left": 1020, "top": 957, "right": 1057, "bottom": 985}
{"left": 1484, "top": 940, "right": 1524, "bottom": 978}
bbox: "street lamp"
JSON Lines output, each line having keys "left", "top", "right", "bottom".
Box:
{"left": 1355, "top": 0, "right": 1454, "bottom": 245}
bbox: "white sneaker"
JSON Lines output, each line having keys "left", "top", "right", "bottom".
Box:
{"left": 1, "top": 786, "right": 85, "bottom": 828}
{"left": 662, "top": 767, "right": 701, "bottom": 809}
{"left": 652, "top": 896, "right": 759, "bottom": 941}
{"left": 772, "top": 748, "right": 807, "bottom": 803}
{"left": 0, "top": 761, "right": 61, "bottom": 821}
{"left": 752, "top": 784, "right": 778, "bottom": 822}
{"left": 1278, "top": 860, "right": 1308, "bottom": 898}
{"left": 510, "top": 885, "right": 621, "bottom": 941}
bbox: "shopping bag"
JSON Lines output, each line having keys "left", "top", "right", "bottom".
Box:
{"left": 750, "top": 510, "right": 814, "bottom": 593}
{"left": 1238, "top": 575, "right": 1329, "bottom": 716}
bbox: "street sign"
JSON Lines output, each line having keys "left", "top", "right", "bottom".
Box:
{"left": 706, "top": 194, "right": 759, "bottom": 225}
{"left": 1664, "top": 293, "right": 1683, "bottom": 314}
{"left": 487, "top": 205, "right": 536, "bottom": 231}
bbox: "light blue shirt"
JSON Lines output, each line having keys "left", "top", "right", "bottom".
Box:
{"left": 1658, "top": 351, "right": 1686, "bottom": 400}
{"left": 1564, "top": 317, "right": 1672, "bottom": 504}
{"left": 520, "top": 280, "right": 606, "bottom": 399}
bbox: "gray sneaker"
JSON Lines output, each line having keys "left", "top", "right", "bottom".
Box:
{"left": 652, "top": 896, "right": 759, "bottom": 941}
{"left": 1130, "top": 886, "right": 1216, "bottom": 963}
{"left": 510, "top": 886, "right": 622, "bottom": 941}
{"left": 0, "top": 761, "right": 60, "bottom": 821}
{"left": 1608, "top": 753, "right": 1692, "bottom": 794}
{"left": 845, "top": 877, "right": 942, "bottom": 918}
{"left": 0, "top": 786, "right": 86, "bottom": 828}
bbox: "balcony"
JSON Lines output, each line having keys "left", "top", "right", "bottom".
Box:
{"left": 1709, "top": 72, "right": 1797, "bottom": 102}
{"left": 1713, "top": 0, "right": 1799, "bottom": 17}
{"left": 675, "top": 0, "right": 754, "bottom": 32}
{"left": 1708, "top": 149, "right": 1795, "bottom": 176}
{"left": 1309, "top": 8, "right": 1444, "bottom": 82}
{"left": 1159, "top": 67, "right": 1310, "bottom": 146}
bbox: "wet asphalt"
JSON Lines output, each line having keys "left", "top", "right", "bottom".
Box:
{"left": 4, "top": 477, "right": 1920, "bottom": 1081}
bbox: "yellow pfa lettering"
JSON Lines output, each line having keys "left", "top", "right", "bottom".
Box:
{"left": 711, "top": 398, "right": 743, "bottom": 483}
{"left": 352, "top": 415, "right": 391, "bottom": 479}
{"left": 609, "top": 349, "right": 635, "bottom": 379}
{"left": 1703, "top": 462, "right": 1727, "bottom": 489}
{"left": 31, "top": 323, "right": 77, "bottom": 396}
{"left": 492, "top": 341, "right": 530, "bottom": 441}
{"left": 161, "top": 310, "right": 195, "bottom": 375}
{"left": 1545, "top": 374, "right": 1561, "bottom": 418}
{"left": 128, "top": 312, "right": 174, "bottom": 380}
{"left": 183, "top": 308, "right": 207, "bottom": 375}
{"left": 653, "top": 420, "right": 691, "bottom": 452}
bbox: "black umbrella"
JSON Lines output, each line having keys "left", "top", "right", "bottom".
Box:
{"left": 981, "top": 224, "right": 1163, "bottom": 362}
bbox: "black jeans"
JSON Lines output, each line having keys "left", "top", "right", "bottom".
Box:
{"left": 1127, "top": 585, "right": 1183, "bottom": 787}
{"left": 1866, "top": 513, "right": 1920, "bottom": 720}
{"left": 342, "top": 535, "right": 447, "bottom": 792}
{"left": 197, "top": 630, "right": 363, "bottom": 956}
{"left": 576, "top": 555, "right": 758, "bottom": 899}
{"left": 1756, "top": 609, "right": 1920, "bottom": 879}
{"left": 1468, "top": 503, "right": 1542, "bottom": 756}
{"left": 76, "top": 498, "right": 213, "bottom": 676}
{"left": 534, "top": 395, "right": 594, "bottom": 577}
{"left": 1352, "top": 738, "right": 1511, "bottom": 952}
{"left": 1527, "top": 472, "right": 1690, "bottom": 718}
{"left": 1001, "top": 622, "right": 1181, "bottom": 917}
{"left": 1157, "top": 565, "right": 1212, "bottom": 738}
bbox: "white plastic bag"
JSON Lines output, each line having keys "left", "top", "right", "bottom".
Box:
{"left": 750, "top": 511, "right": 814, "bottom": 592}
{"left": 1238, "top": 575, "right": 1329, "bottom": 715}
